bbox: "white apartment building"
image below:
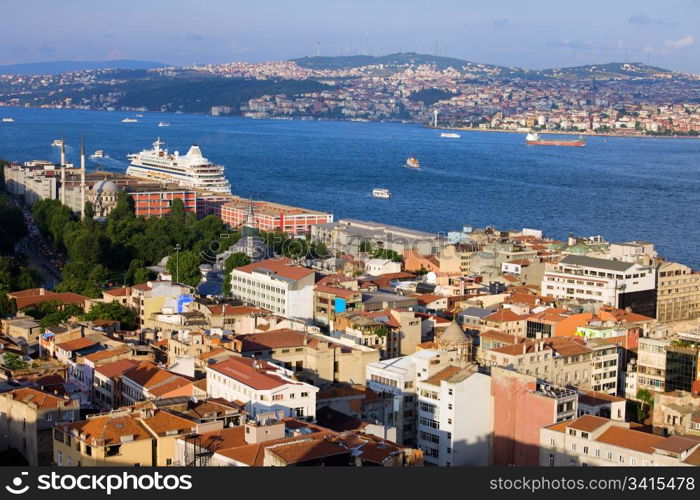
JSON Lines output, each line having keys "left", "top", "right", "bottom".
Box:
{"left": 364, "top": 258, "right": 402, "bottom": 276}
{"left": 207, "top": 356, "right": 318, "bottom": 420}
{"left": 541, "top": 255, "right": 656, "bottom": 318}
{"left": 541, "top": 415, "right": 700, "bottom": 466}
{"left": 230, "top": 258, "right": 315, "bottom": 321}
{"left": 416, "top": 365, "right": 492, "bottom": 466}
{"left": 365, "top": 349, "right": 455, "bottom": 446}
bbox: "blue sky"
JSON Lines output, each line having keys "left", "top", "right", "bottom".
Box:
{"left": 3, "top": 0, "right": 699, "bottom": 72}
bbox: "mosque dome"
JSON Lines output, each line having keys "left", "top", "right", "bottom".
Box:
{"left": 92, "top": 180, "right": 120, "bottom": 193}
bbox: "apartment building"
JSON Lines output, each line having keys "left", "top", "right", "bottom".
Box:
{"left": 313, "top": 283, "right": 362, "bottom": 330}
{"left": 491, "top": 367, "right": 577, "bottom": 466}
{"left": 0, "top": 388, "right": 80, "bottom": 466}
{"left": 93, "top": 359, "right": 141, "bottom": 410}
{"left": 652, "top": 390, "right": 700, "bottom": 437}
{"left": 541, "top": 415, "right": 700, "bottom": 466}
{"left": 637, "top": 331, "right": 700, "bottom": 395}
{"left": 232, "top": 328, "right": 379, "bottom": 386}
{"left": 656, "top": 261, "right": 700, "bottom": 323}
{"left": 541, "top": 255, "right": 657, "bottom": 317}
{"left": 365, "top": 349, "right": 456, "bottom": 446}
{"left": 482, "top": 335, "right": 619, "bottom": 394}
{"left": 416, "top": 364, "right": 491, "bottom": 466}
{"left": 334, "top": 309, "right": 422, "bottom": 359}
{"left": 121, "top": 361, "right": 194, "bottom": 406}
{"left": 206, "top": 356, "right": 318, "bottom": 419}
{"left": 229, "top": 258, "right": 315, "bottom": 320}
{"left": 52, "top": 408, "right": 197, "bottom": 467}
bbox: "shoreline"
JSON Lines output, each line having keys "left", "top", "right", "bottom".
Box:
{"left": 427, "top": 124, "right": 700, "bottom": 140}
{"left": 3, "top": 104, "right": 699, "bottom": 140}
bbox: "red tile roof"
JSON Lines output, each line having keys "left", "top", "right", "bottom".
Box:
{"left": 95, "top": 359, "right": 141, "bottom": 379}
{"left": 208, "top": 356, "right": 297, "bottom": 390}
{"left": 55, "top": 337, "right": 98, "bottom": 352}
{"left": 235, "top": 258, "right": 314, "bottom": 281}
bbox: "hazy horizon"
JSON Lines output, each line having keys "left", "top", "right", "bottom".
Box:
{"left": 3, "top": 0, "right": 699, "bottom": 73}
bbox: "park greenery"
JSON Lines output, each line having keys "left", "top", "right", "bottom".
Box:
{"left": 31, "top": 193, "right": 236, "bottom": 297}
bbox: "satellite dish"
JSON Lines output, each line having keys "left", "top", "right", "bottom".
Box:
{"left": 426, "top": 272, "right": 437, "bottom": 284}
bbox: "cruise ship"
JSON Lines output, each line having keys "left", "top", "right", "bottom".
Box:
{"left": 126, "top": 138, "right": 232, "bottom": 194}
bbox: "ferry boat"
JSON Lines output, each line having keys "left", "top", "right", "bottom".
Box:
{"left": 525, "top": 132, "right": 585, "bottom": 147}
{"left": 406, "top": 156, "right": 420, "bottom": 169}
{"left": 122, "top": 118, "right": 138, "bottom": 123}
{"left": 372, "top": 188, "right": 391, "bottom": 199}
{"left": 51, "top": 139, "right": 64, "bottom": 147}
{"left": 93, "top": 150, "right": 104, "bottom": 158}
{"left": 1, "top": 118, "right": 14, "bottom": 122}
{"left": 440, "top": 132, "right": 460, "bottom": 138}
{"left": 157, "top": 121, "right": 171, "bottom": 127}
{"left": 126, "top": 138, "right": 231, "bottom": 194}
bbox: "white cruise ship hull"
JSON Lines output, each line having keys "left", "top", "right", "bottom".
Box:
{"left": 126, "top": 164, "right": 231, "bottom": 194}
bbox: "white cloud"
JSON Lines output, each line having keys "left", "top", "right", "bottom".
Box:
{"left": 664, "top": 35, "right": 694, "bottom": 50}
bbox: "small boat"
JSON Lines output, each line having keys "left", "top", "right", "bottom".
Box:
{"left": 372, "top": 188, "right": 391, "bottom": 199}
{"left": 406, "top": 156, "right": 420, "bottom": 169}
{"left": 93, "top": 150, "right": 104, "bottom": 158}
{"left": 136, "top": 114, "right": 143, "bottom": 117}
{"left": 157, "top": 121, "right": 171, "bottom": 127}
{"left": 122, "top": 118, "right": 138, "bottom": 123}
{"left": 1, "top": 118, "right": 14, "bottom": 122}
{"left": 51, "top": 139, "right": 64, "bottom": 147}
{"left": 440, "top": 132, "right": 460, "bottom": 138}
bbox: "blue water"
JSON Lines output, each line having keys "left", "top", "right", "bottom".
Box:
{"left": 1, "top": 107, "right": 699, "bottom": 267}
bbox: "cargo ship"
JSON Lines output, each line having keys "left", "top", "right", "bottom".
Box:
{"left": 525, "top": 133, "right": 585, "bottom": 147}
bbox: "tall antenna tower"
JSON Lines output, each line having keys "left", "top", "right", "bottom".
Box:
{"left": 316, "top": 41, "right": 320, "bottom": 57}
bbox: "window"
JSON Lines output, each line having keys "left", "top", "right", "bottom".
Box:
{"left": 57, "top": 450, "right": 62, "bottom": 466}
{"left": 548, "top": 454, "right": 555, "bottom": 466}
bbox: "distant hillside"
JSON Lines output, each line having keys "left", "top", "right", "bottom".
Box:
{"left": 538, "top": 62, "right": 675, "bottom": 79}
{"left": 0, "top": 59, "right": 171, "bottom": 75}
{"left": 57, "top": 77, "right": 333, "bottom": 114}
{"left": 292, "top": 52, "right": 511, "bottom": 73}
{"left": 291, "top": 53, "right": 684, "bottom": 81}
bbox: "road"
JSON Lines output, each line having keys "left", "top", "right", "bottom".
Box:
{"left": 12, "top": 201, "right": 64, "bottom": 288}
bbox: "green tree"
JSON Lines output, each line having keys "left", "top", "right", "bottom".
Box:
{"left": 0, "top": 195, "right": 28, "bottom": 255}
{"left": 166, "top": 249, "right": 201, "bottom": 287}
{"left": 38, "top": 303, "right": 84, "bottom": 328}
{"left": 222, "top": 252, "right": 251, "bottom": 296}
{"left": 81, "top": 301, "right": 139, "bottom": 331}
{"left": 2, "top": 352, "right": 28, "bottom": 371}
{"left": 372, "top": 248, "right": 402, "bottom": 262}
{"left": 359, "top": 239, "right": 372, "bottom": 253}
{"left": 83, "top": 200, "right": 95, "bottom": 219}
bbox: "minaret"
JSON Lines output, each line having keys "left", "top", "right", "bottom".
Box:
{"left": 80, "top": 136, "right": 86, "bottom": 219}
{"left": 246, "top": 197, "right": 255, "bottom": 227}
{"left": 60, "top": 136, "right": 66, "bottom": 204}
{"left": 60, "top": 134, "right": 66, "bottom": 167}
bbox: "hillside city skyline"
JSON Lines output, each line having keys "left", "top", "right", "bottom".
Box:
{"left": 2, "top": 0, "right": 699, "bottom": 73}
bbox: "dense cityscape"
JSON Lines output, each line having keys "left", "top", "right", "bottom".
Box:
{"left": 1, "top": 3, "right": 700, "bottom": 489}
{"left": 1, "top": 54, "right": 700, "bottom": 135}
{"left": 0, "top": 126, "right": 699, "bottom": 467}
